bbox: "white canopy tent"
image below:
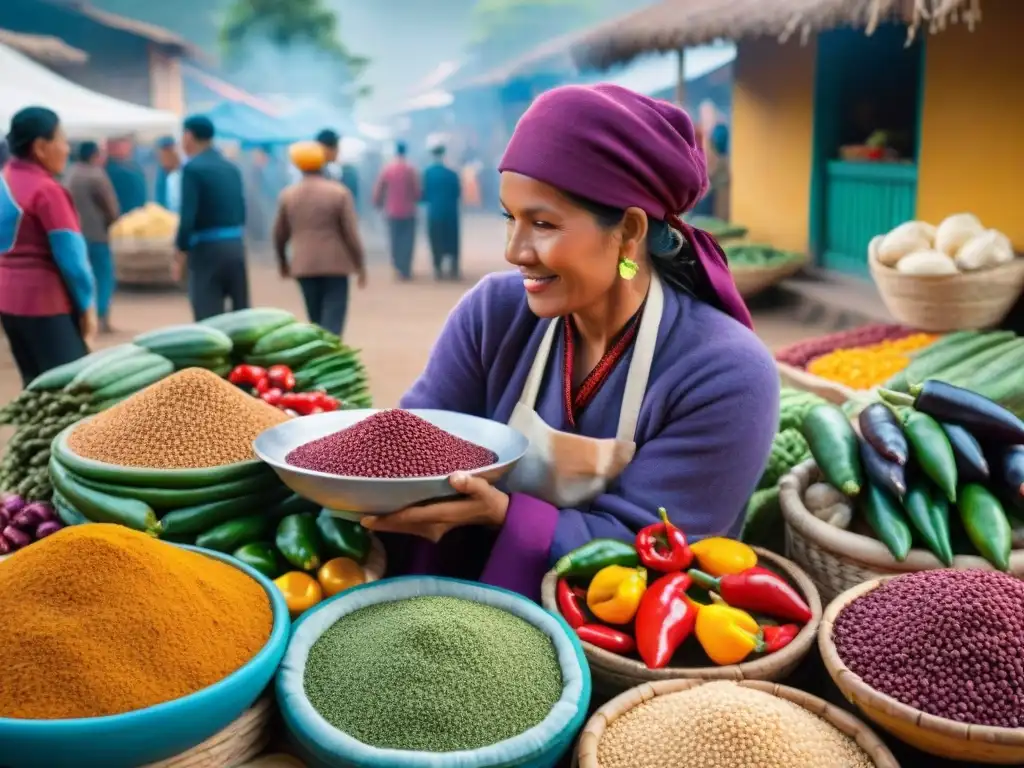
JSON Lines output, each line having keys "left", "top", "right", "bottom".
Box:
{"left": 0, "top": 43, "right": 178, "bottom": 140}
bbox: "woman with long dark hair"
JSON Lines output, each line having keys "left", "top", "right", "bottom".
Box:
{"left": 0, "top": 107, "right": 96, "bottom": 386}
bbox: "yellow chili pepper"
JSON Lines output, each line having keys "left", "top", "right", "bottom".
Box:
{"left": 274, "top": 571, "right": 323, "bottom": 617}
{"left": 694, "top": 602, "right": 764, "bottom": 665}
{"left": 805, "top": 333, "right": 938, "bottom": 390}
{"left": 689, "top": 537, "right": 757, "bottom": 577}
{"left": 586, "top": 565, "right": 647, "bottom": 625}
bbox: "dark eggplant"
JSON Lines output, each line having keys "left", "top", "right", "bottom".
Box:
{"left": 940, "top": 422, "right": 990, "bottom": 483}
{"left": 858, "top": 437, "right": 906, "bottom": 500}
{"left": 996, "top": 444, "right": 1024, "bottom": 505}
{"left": 906, "top": 380, "right": 1024, "bottom": 445}
{"left": 859, "top": 402, "right": 909, "bottom": 465}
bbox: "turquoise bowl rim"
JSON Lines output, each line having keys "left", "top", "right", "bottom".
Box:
{"left": 0, "top": 543, "right": 289, "bottom": 732}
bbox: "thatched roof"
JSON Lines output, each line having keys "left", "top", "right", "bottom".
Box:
{"left": 0, "top": 28, "right": 87, "bottom": 64}
{"left": 570, "top": 0, "right": 982, "bottom": 70}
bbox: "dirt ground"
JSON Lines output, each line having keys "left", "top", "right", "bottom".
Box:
{"left": 0, "top": 214, "right": 821, "bottom": 413}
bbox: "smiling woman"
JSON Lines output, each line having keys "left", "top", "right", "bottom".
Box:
{"left": 367, "top": 84, "right": 779, "bottom": 602}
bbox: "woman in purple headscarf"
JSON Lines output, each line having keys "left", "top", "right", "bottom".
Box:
{"left": 364, "top": 85, "right": 779, "bottom": 602}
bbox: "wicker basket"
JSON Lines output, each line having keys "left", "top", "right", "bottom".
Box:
{"left": 869, "top": 250, "right": 1024, "bottom": 332}
{"left": 113, "top": 238, "right": 179, "bottom": 286}
{"left": 574, "top": 678, "right": 899, "bottom": 768}
{"left": 143, "top": 695, "right": 275, "bottom": 768}
{"left": 820, "top": 578, "right": 1024, "bottom": 764}
{"left": 540, "top": 547, "right": 822, "bottom": 701}
{"left": 775, "top": 361, "right": 864, "bottom": 405}
{"left": 732, "top": 254, "right": 808, "bottom": 299}
{"left": 780, "top": 460, "right": 1024, "bottom": 603}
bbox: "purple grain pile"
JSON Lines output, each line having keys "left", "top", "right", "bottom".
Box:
{"left": 286, "top": 409, "right": 497, "bottom": 478}
{"left": 833, "top": 569, "right": 1024, "bottom": 728}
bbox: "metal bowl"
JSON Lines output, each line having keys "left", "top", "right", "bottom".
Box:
{"left": 252, "top": 409, "right": 529, "bottom": 515}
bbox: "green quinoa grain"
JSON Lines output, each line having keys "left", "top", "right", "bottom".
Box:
{"left": 304, "top": 596, "right": 563, "bottom": 752}
{"left": 598, "top": 682, "right": 873, "bottom": 768}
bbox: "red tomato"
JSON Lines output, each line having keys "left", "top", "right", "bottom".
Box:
{"left": 267, "top": 365, "right": 296, "bottom": 392}
{"left": 228, "top": 364, "right": 266, "bottom": 387}
{"left": 316, "top": 394, "right": 340, "bottom": 412}
{"left": 260, "top": 388, "right": 284, "bottom": 406}
{"left": 254, "top": 377, "right": 273, "bottom": 395}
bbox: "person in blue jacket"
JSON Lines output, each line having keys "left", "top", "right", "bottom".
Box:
{"left": 422, "top": 145, "right": 462, "bottom": 281}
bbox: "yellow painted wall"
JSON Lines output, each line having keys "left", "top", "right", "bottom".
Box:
{"left": 917, "top": 0, "right": 1024, "bottom": 248}
{"left": 730, "top": 38, "right": 816, "bottom": 253}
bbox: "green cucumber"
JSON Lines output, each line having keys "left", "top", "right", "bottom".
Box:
{"left": 250, "top": 323, "right": 325, "bottom": 356}
{"left": 52, "top": 492, "right": 89, "bottom": 526}
{"left": 270, "top": 493, "right": 320, "bottom": 518}
{"left": 317, "top": 509, "right": 372, "bottom": 563}
{"left": 65, "top": 352, "right": 171, "bottom": 394}
{"left": 52, "top": 424, "right": 267, "bottom": 489}
{"left": 958, "top": 484, "right": 1012, "bottom": 571}
{"left": 172, "top": 355, "right": 231, "bottom": 370}
{"left": 72, "top": 469, "right": 282, "bottom": 509}
{"left": 861, "top": 481, "right": 913, "bottom": 561}
{"left": 311, "top": 369, "right": 366, "bottom": 391}
{"left": 905, "top": 331, "right": 977, "bottom": 361}
{"left": 965, "top": 343, "right": 1024, "bottom": 390}
{"left": 232, "top": 542, "right": 286, "bottom": 579}
{"left": 905, "top": 332, "right": 1015, "bottom": 385}
{"left": 90, "top": 358, "right": 175, "bottom": 400}
{"left": 801, "top": 404, "right": 863, "bottom": 496}
{"left": 195, "top": 513, "right": 275, "bottom": 552}
{"left": 160, "top": 486, "right": 292, "bottom": 537}
{"left": 296, "top": 350, "right": 358, "bottom": 375}
{"left": 49, "top": 458, "right": 161, "bottom": 534}
{"left": 134, "top": 324, "right": 233, "bottom": 359}
{"left": 903, "top": 411, "right": 958, "bottom": 502}
{"left": 30, "top": 344, "right": 145, "bottom": 392}
{"left": 199, "top": 308, "right": 295, "bottom": 348}
{"left": 245, "top": 339, "right": 338, "bottom": 369}
{"left": 928, "top": 339, "right": 1024, "bottom": 387}
{"left": 276, "top": 513, "right": 323, "bottom": 571}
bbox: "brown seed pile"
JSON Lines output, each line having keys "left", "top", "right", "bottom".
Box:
{"left": 597, "top": 682, "right": 873, "bottom": 768}
{"left": 67, "top": 368, "right": 289, "bottom": 469}
{"left": 286, "top": 409, "right": 497, "bottom": 478}
{"left": 833, "top": 569, "right": 1024, "bottom": 728}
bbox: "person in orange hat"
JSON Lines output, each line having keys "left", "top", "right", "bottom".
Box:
{"left": 273, "top": 141, "right": 366, "bottom": 339}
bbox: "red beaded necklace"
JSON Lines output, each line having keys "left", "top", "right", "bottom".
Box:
{"left": 561, "top": 305, "right": 644, "bottom": 428}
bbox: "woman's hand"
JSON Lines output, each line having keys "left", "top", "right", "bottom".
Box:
{"left": 361, "top": 473, "right": 509, "bottom": 543}
{"left": 79, "top": 308, "right": 98, "bottom": 347}
{"left": 356, "top": 268, "right": 367, "bottom": 289}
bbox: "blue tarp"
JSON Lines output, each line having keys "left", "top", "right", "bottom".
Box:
{"left": 201, "top": 101, "right": 301, "bottom": 147}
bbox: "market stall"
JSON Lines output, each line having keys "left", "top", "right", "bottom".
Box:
{"left": 2, "top": 295, "right": 1024, "bottom": 766}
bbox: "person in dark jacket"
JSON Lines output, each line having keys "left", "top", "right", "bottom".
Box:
{"left": 422, "top": 145, "right": 462, "bottom": 281}
{"left": 65, "top": 141, "right": 120, "bottom": 333}
{"left": 173, "top": 115, "right": 249, "bottom": 321}
{"left": 317, "top": 129, "right": 360, "bottom": 207}
{"left": 105, "top": 137, "right": 147, "bottom": 214}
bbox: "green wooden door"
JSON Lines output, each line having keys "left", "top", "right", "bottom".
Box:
{"left": 822, "top": 161, "right": 918, "bottom": 277}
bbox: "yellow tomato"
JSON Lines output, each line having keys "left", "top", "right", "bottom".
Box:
{"left": 274, "top": 571, "right": 323, "bottom": 617}
{"left": 317, "top": 557, "right": 365, "bottom": 598}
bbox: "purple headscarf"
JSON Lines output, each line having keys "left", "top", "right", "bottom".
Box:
{"left": 499, "top": 84, "right": 753, "bottom": 329}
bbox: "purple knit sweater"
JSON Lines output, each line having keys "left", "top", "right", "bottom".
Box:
{"left": 395, "top": 270, "right": 779, "bottom": 600}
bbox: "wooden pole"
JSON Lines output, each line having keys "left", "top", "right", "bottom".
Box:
{"left": 674, "top": 47, "right": 687, "bottom": 107}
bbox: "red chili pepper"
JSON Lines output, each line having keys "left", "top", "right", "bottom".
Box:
{"left": 260, "top": 388, "right": 284, "bottom": 406}
{"left": 762, "top": 623, "right": 800, "bottom": 653}
{"left": 254, "top": 377, "right": 273, "bottom": 395}
{"left": 556, "top": 578, "right": 587, "bottom": 629}
{"left": 688, "top": 567, "right": 813, "bottom": 624}
{"left": 267, "top": 364, "right": 296, "bottom": 392}
{"left": 228, "top": 364, "right": 266, "bottom": 387}
{"left": 317, "top": 396, "right": 340, "bottom": 412}
{"left": 635, "top": 507, "right": 693, "bottom": 572}
{"left": 634, "top": 571, "right": 697, "bottom": 669}
{"left": 280, "top": 392, "right": 319, "bottom": 416}
{"left": 576, "top": 624, "right": 636, "bottom": 655}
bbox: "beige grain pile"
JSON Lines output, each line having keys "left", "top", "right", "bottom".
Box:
{"left": 67, "top": 368, "right": 289, "bottom": 469}
{"left": 597, "top": 681, "right": 873, "bottom": 768}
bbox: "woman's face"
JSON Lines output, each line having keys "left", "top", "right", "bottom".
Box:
{"left": 33, "top": 125, "right": 69, "bottom": 175}
{"left": 500, "top": 172, "right": 634, "bottom": 319}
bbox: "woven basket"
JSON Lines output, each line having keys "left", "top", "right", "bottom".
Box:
{"left": 540, "top": 547, "right": 822, "bottom": 701}
{"left": 869, "top": 250, "right": 1024, "bottom": 331}
{"left": 732, "top": 254, "right": 808, "bottom": 299}
{"left": 820, "top": 578, "right": 1024, "bottom": 764}
{"left": 573, "top": 678, "right": 899, "bottom": 768}
{"left": 775, "top": 361, "right": 864, "bottom": 405}
{"left": 780, "top": 460, "right": 1024, "bottom": 603}
{"left": 143, "top": 695, "right": 275, "bottom": 768}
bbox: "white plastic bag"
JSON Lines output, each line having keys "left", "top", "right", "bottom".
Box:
{"left": 935, "top": 213, "right": 984, "bottom": 257}
{"left": 955, "top": 229, "right": 1015, "bottom": 271}
{"left": 896, "top": 249, "right": 960, "bottom": 276}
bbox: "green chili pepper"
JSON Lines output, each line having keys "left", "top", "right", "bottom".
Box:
{"left": 276, "top": 513, "right": 323, "bottom": 571}
{"left": 316, "top": 509, "right": 372, "bottom": 564}
{"left": 861, "top": 481, "right": 913, "bottom": 562}
{"left": 958, "top": 484, "right": 1012, "bottom": 571}
{"left": 553, "top": 538, "right": 639, "bottom": 579}
{"left": 903, "top": 411, "right": 958, "bottom": 503}
{"left": 902, "top": 475, "right": 953, "bottom": 566}
{"left": 232, "top": 542, "right": 286, "bottom": 579}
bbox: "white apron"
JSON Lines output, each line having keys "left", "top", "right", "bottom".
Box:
{"left": 504, "top": 273, "right": 665, "bottom": 507}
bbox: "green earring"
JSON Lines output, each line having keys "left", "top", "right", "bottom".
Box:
{"left": 618, "top": 257, "right": 638, "bottom": 280}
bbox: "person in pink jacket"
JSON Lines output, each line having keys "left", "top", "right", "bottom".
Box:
{"left": 372, "top": 141, "right": 420, "bottom": 280}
